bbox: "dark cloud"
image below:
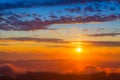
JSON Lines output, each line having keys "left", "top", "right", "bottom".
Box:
{"left": 0, "top": 0, "right": 117, "bottom": 10}
{"left": 0, "top": 37, "right": 68, "bottom": 43}
{"left": 81, "top": 41, "right": 120, "bottom": 47}
{"left": 86, "top": 33, "right": 120, "bottom": 37}
{"left": 46, "top": 45, "right": 76, "bottom": 48}
{"left": 0, "top": 17, "right": 51, "bottom": 31}
{"left": 0, "top": 0, "right": 78, "bottom": 10}
{"left": 0, "top": 14, "right": 120, "bottom": 31}
{"left": 0, "top": 64, "right": 18, "bottom": 77}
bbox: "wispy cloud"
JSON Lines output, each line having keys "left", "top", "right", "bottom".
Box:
{"left": 86, "top": 33, "right": 120, "bottom": 37}
{"left": 0, "top": 37, "right": 120, "bottom": 47}
{"left": 0, "top": 37, "right": 68, "bottom": 43}
{"left": 81, "top": 41, "right": 120, "bottom": 47}
{"left": 0, "top": 43, "right": 10, "bottom": 46}
{"left": 50, "top": 41, "right": 120, "bottom": 47}
{"left": 46, "top": 45, "right": 76, "bottom": 48}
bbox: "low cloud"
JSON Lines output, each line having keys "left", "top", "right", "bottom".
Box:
{"left": 66, "top": 64, "right": 103, "bottom": 74}
{"left": 81, "top": 64, "right": 103, "bottom": 74}
{"left": 0, "top": 62, "right": 120, "bottom": 76}
{"left": 0, "top": 64, "right": 20, "bottom": 77}
{"left": 65, "top": 64, "right": 120, "bottom": 74}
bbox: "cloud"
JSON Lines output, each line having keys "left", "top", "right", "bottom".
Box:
{"left": 0, "top": 0, "right": 120, "bottom": 30}
{"left": 0, "top": 37, "right": 68, "bottom": 43}
{"left": 0, "top": 18, "right": 52, "bottom": 31}
{"left": 46, "top": 45, "right": 75, "bottom": 48}
{"left": 0, "top": 37, "right": 120, "bottom": 47}
{"left": 86, "top": 33, "right": 120, "bottom": 37}
{"left": 63, "top": 64, "right": 103, "bottom": 74}
{"left": 81, "top": 64, "right": 103, "bottom": 74}
{"left": 0, "top": 44, "right": 9, "bottom": 46}
{"left": 0, "top": 61, "right": 120, "bottom": 75}
{"left": 81, "top": 41, "right": 120, "bottom": 47}
{"left": 0, "top": 0, "right": 80, "bottom": 10}
{"left": 0, "top": 0, "right": 117, "bottom": 10}
{"left": 0, "top": 64, "right": 19, "bottom": 77}
{"left": 0, "top": 14, "right": 119, "bottom": 31}
{"left": 65, "top": 64, "right": 120, "bottom": 74}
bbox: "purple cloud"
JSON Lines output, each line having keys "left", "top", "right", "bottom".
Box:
{"left": 0, "top": 37, "right": 68, "bottom": 43}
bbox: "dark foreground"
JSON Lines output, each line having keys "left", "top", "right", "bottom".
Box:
{"left": 0, "top": 72, "right": 120, "bottom": 80}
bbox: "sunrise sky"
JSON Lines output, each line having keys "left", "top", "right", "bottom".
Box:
{"left": 0, "top": 0, "right": 120, "bottom": 62}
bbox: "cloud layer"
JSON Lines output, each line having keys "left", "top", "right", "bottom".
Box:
{"left": 65, "top": 64, "right": 120, "bottom": 74}
{"left": 0, "top": 0, "right": 120, "bottom": 30}
{"left": 0, "top": 37, "right": 120, "bottom": 47}
{"left": 0, "top": 63, "right": 120, "bottom": 76}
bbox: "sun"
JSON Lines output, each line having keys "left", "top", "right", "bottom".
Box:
{"left": 76, "top": 47, "right": 82, "bottom": 52}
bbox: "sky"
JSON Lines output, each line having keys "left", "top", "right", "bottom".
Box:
{"left": 0, "top": 0, "right": 120, "bottom": 63}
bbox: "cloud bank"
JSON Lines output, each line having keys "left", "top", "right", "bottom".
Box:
{"left": 65, "top": 64, "right": 120, "bottom": 74}
{"left": 1, "top": 63, "right": 120, "bottom": 76}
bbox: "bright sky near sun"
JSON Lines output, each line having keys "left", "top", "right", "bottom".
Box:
{"left": 0, "top": 21, "right": 120, "bottom": 60}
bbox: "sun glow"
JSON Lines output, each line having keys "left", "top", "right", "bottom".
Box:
{"left": 76, "top": 47, "right": 82, "bottom": 52}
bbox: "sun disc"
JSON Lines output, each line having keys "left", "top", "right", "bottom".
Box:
{"left": 76, "top": 48, "right": 82, "bottom": 52}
